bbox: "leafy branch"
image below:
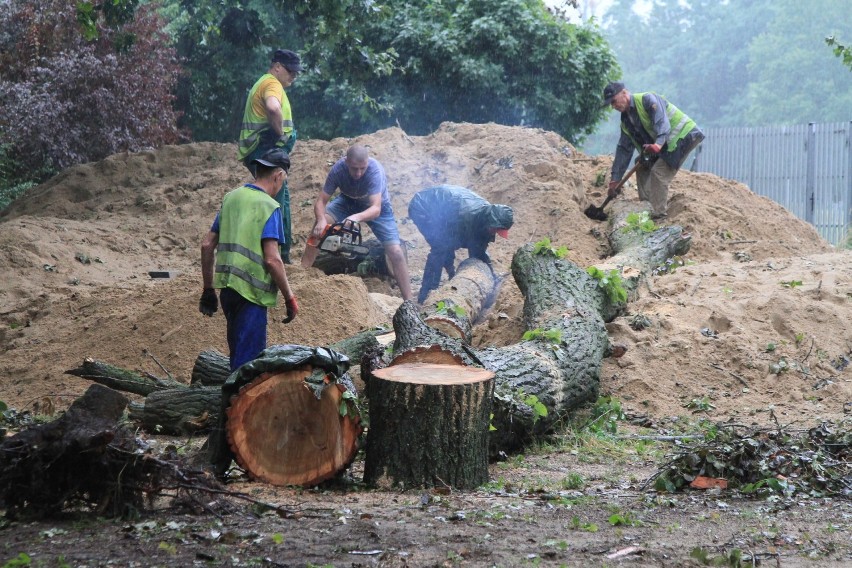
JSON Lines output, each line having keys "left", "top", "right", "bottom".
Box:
{"left": 622, "top": 211, "right": 657, "bottom": 233}
{"left": 522, "top": 328, "right": 562, "bottom": 344}
{"left": 586, "top": 266, "right": 628, "bottom": 304}
{"left": 532, "top": 238, "right": 569, "bottom": 259}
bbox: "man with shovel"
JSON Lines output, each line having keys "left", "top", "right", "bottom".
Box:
{"left": 602, "top": 82, "right": 704, "bottom": 220}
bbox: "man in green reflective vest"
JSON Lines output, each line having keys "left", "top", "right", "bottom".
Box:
{"left": 603, "top": 82, "right": 704, "bottom": 220}
{"left": 238, "top": 49, "right": 302, "bottom": 264}
{"left": 199, "top": 149, "right": 299, "bottom": 371}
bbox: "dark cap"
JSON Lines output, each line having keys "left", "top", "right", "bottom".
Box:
{"left": 272, "top": 49, "right": 303, "bottom": 72}
{"left": 252, "top": 148, "right": 291, "bottom": 171}
{"left": 601, "top": 81, "right": 625, "bottom": 107}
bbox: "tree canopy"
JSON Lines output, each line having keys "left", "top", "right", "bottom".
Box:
{"left": 0, "top": 0, "right": 181, "bottom": 181}
{"left": 161, "top": 0, "right": 617, "bottom": 144}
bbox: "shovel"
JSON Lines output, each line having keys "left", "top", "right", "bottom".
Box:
{"left": 584, "top": 160, "right": 641, "bottom": 221}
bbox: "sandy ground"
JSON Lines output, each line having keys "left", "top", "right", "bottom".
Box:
{"left": 0, "top": 123, "right": 850, "bottom": 566}
{"left": 1, "top": 122, "right": 849, "bottom": 425}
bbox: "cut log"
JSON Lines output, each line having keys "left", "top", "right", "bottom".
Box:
{"left": 225, "top": 366, "right": 361, "bottom": 486}
{"left": 422, "top": 258, "right": 498, "bottom": 342}
{"left": 127, "top": 385, "right": 221, "bottom": 435}
{"left": 206, "top": 344, "right": 361, "bottom": 480}
{"left": 363, "top": 363, "right": 494, "bottom": 490}
{"left": 191, "top": 349, "right": 231, "bottom": 386}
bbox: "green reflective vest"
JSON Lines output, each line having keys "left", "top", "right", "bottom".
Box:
{"left": 621, "top": 93, "right": 696, "bottom": 153}
{"left": 237, "top": 74, "right": 293, "bottom": 160}
{"left": 214, "top": 185, "right": 280, "bottom": 307}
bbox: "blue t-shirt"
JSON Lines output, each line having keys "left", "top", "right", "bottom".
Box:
{"left": 211, "top": 184, "right": 285, "bottom": 243}
{"left": 323, "top": 157, "right": 389, "bottom": 203}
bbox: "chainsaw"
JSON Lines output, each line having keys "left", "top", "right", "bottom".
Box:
{"left": 315, "top": 220, "right": 370, "bottom": 258}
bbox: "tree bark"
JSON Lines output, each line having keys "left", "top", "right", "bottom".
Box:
{"left": 363, "top": 363, "right": 494, "bottom": 490}
{"left": 127, "top": 385, "right": 221, "bottom": 435}
{"left": 421, "top": 258, "right": 498, "bottom": 342}
{"left": 66, "top": 358, "right": 185, "bottom": 396}
{"left": 191, "top": 350, "right": 231, "bottom": 386}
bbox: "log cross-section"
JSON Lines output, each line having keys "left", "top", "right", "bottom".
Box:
{"left": 225, "top": 366, "right": 361, "bottom": 487}
{"left": 364, "top": 363, "right": 494, "bottom": 490}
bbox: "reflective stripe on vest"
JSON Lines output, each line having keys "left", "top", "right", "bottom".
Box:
{"left": 237, "top": 74, "right": 294, "bottom": 160}
{"left": 213, "top": 185, "right": 280, "bottom": 307}
{"left": 622, "top": 93, "right": 696, "bottom": 153}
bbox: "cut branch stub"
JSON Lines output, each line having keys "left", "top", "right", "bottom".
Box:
{"left": 423, "top": 258, "right": 498, "bottom": 342}
{"left": 364, "top": 363, "right": 494, "bottom": 490}
{"left": 225, "top": 366, "right": 361, "bottom": 486}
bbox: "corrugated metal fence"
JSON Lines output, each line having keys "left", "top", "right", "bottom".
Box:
{"left": 690, "top": 121, "right": 852, "bottom": 246}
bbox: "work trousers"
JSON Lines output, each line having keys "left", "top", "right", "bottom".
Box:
{"left": 636, "top": 159, "right": 677, "bottom": 217}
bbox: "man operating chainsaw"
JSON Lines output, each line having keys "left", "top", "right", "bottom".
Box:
{"left": 409, "top": 185, "right": 513, "bottom": 304}
{"left": 603, "top": 81, "right": 704, "bottom": 220}
{"left": 301, "top": 144, "right": 413, "bottom": 301}
{"left": 199, "top": 148, "right": 299, "bottom": 371}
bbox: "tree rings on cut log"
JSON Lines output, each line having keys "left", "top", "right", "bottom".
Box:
{"left": 364, "top": 363, "right": 495, "bottom": 490}
{"left": 225, "top": 366, "right": 361, "bottom": 486}
{"left": 389, "top": 345, "right": 466, "bottom": 366}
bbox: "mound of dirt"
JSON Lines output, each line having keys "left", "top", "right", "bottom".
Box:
{"left": 0, "top": 122, "right": 849, "bottom": 426}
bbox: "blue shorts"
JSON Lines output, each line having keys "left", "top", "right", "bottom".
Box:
{"left": 325, "top": 195, "right": 401, "bottom": 245}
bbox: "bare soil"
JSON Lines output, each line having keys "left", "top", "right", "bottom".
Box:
{"left": 0, "top": 123, "right": 850, "bottom": 566}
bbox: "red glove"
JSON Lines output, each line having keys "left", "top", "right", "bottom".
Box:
{"left": 642, "top": 143, "right": 662, "bottom": 154}
{"left": 283, "top": 296, "right": 299, "bottom": 323}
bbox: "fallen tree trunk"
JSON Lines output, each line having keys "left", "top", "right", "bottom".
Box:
{"left": 421, "top": 258, "right": 498, "bottom": 343}
{"left": 366, "top": 212, "right": 691, "bottom": 451}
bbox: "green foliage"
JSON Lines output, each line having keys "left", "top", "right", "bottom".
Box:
{"left": 690, "top": 547, "right": 745, "bottom": 567}
{"left": 608, "top": 511, "right": 641, "bottom": 527}
{"left": 569, "top": 516, "right": 598, "bottom": 532}
{"left": 586, "top": 266, "right": 628, "bottom": 304}
{"left": 0, "top": 0, "right": 181, "bottom": 201}
{"left": 684, "top": 396, "right": 716, "bottom": 413}
{"left": 764, "top": 342, "right": 776, "bottom": 352}
{"left": 531, "top": 237, "right": 569, "bottom": 259}
{"left": 435, "top": 301, "right": 466, "bottom": 318}
{"left": 594, "top": 0, "right": 852, "bottom": 131}
{"left": 587, "top": 396, "right": 624, "bottom": 434}
{"left": 522, "top": 328, "right": 562, "bottom": 344}
{"left": 780, "top": 280, "right": 803, "bottom": 288}
{"left": 162, "top": 0, "right": 616, "bottom": 143}
{"left": 826, "top": 35, "right": 852, "bottom": 69}
{"left": 521, "top": 392, "right": 548, "bottom": 425}
{"left": 622, "top": 211, "right": 657, "bottom": 233}
{"left": 1, "top": 553, "right": 32, "bottom": 568}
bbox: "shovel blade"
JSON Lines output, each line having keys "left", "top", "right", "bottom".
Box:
{"left": 584, "top": 204, "right": 608, "bottom": 221}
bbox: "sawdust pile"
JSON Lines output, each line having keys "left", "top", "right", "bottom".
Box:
{"left": 0, "top": 122, "right": 849, "bottom": 426}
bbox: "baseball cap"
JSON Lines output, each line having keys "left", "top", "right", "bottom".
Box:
{"left": 272, "top": 49, "right": 303, "bottom": 72}
{"left": 252, "top": 148, "right": 291, "bottom": 171}
{"left": 601, "top": 81, "right": 625, "bottom": 107}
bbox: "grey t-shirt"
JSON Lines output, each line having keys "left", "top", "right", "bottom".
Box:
{"left": 323, "top": 157, "right": 389, "bottom": 203}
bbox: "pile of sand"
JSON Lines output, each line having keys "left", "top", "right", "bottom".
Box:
{"left": 0, "top": 122, "right": 849, "bottom": 425}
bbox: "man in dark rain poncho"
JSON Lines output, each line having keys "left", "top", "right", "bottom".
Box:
{"left": 409, "top": 185, "right": 513, "bottom": 304}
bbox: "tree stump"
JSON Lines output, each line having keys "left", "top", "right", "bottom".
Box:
{"left": 363, "top": 363, "right": 494, "bottom": 490}
{"left": 225, "top": 366, "right": 361, "bottom": 486}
